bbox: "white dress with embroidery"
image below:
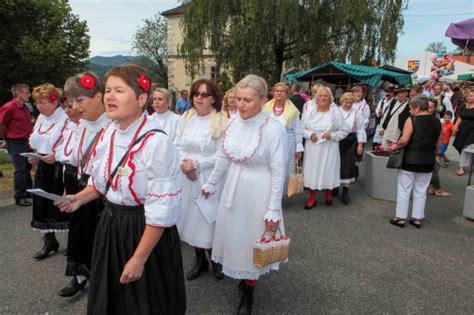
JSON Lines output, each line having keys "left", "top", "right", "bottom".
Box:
{"left": 87, "top": 114, "right": 182, "bottom": 227}
{"left": 176, "top": 113, "right": 224, "bottom": 248}
{"left": 202, "top": 111, "right": 288, "bottom": 280}
{"left": 55, "top": 119, "right": 80, "bottom": 165}
{"left": 29, "top": 107, "right": 68, "bottom": 155}
{"left": 148, "top": 110, "right": 181, "bottom": 143}
{"left": 302, "top": 105, "right": 348, "bottom": 190}
{"left": 70, "top": 113, "right": 112, "bottom": 176}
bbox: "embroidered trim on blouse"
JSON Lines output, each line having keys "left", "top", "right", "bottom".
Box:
{"left": 146, "top": 188, "right": 182, "bottom": 199}
{"left": 222, "top": 116, "right": 269, "bottom": 163}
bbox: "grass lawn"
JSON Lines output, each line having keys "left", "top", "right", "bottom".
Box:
{"left": 0, "top": 162, "right": 14, "bottom": 193}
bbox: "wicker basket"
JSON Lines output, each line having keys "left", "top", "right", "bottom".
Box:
{"left": 253, "top": 229, "right": 290, "bottom": 268}
{"left": 287, "top": 161, "right": 304, "bottom": 197}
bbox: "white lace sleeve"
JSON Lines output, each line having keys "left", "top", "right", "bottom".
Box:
{"left": 202, "top": 145, "right": 231, "bottom": 193}
{"left": 292, "top": 116, "right": 304, "bottom": 152}
{"left": 264, "top": 122, "right": 288, "bottom": 222}
{"left": 144, "top": 135, "right": 182, "bottom": 227}
{"left": 355, "top": 112, "right": 367, "bottom": 143}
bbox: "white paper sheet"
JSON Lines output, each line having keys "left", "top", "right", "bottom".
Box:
{"left": 20, "top": 152, "right": 43, "bottom": 160}
{"left": 27, "top": 189, "right": 70, "bottom": 203}
{"left": 195, "top": 195, "right": 219, "bottom": 224}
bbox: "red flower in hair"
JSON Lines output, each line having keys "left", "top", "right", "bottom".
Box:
{"left": 49, "top": 91, "right": 58, "bottom": 102}
{"left": 80, "top": 74, "right": 95, "bottom": 89}
{"left": 138, "top": 74, "right": 151, "bottom": 93}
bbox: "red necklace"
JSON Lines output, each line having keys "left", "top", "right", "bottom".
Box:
{"left": 37, "top": 123, "right": 55, "bottom": 135}
{"left": 107, "top": 116, "right": 147, "bottom": 191}
{"left": 273, "top": 104, "right": 285, "bottom": 117}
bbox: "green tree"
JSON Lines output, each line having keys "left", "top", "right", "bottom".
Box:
{"left": 0, "top": 0, "right": 90, "bottom": 103}
{"left": 132, "top": 13, "right": 168, "bottom": 87}
{"left": 425, "top": 42, "right": 447, "bottom": 54}
{"left": 179, "top": 0, "right": 407, "bottom": 85}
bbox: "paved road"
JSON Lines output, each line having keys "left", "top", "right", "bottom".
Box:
{"left": 1, "top": 151, "right": 473, "bottom": 313}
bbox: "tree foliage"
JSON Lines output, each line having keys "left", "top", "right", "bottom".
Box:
{"left": 179, "top": 0, "right": 407, "bottom": 85}
{"left": 0, "top": 0, "right": 90, "bottom": 103}
{"left": 133, "top": 13, "right": 168, "bottom": 87}
{"left": 425, "top": 42, "right": 447, "bottom": 54}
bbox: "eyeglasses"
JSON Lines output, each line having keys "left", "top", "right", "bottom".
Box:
{"left": 194, "top": 92, "right": 212, "bottom": 99}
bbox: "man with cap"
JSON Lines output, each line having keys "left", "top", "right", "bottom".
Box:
{"left": 380, "top": 86, "right": 410, "bottom": 147}
{"left": 373, "top": 86, "right": 396, "bottom": 148}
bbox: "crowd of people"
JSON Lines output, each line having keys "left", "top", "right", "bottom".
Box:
{"left": 0, "top": 64, "right": 473, "bottom": 314}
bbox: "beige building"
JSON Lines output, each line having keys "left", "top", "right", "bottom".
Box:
{"left": 162, "top": 5, "right": 216, "bottom": 99}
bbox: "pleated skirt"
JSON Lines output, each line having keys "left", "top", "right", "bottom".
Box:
{"left": 339, "top": 133, "right": 357, "bottom": 183}
{"left": 303, "top": 139, "right": 341, "bottom": 190}
{"left": 212, "top": 164, "right": 286, "bottom": 280}
{"left": 31, "top": 161, "right": 70, "bottom": 232}
{"left": 87, "top": 201, "right": 186, "bottom": 315}
{"left": 65, "top": 171, "right": 103, "bottom": 278}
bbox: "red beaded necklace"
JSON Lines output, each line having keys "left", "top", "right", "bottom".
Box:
{"left": 107, "top": 116, "right": 147, "bottom": 191}
{"left": 273, "top": 104, "right": 285, "bottom": 117}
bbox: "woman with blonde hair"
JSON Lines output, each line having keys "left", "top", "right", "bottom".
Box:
{"left": 176, "top": 78, "right": 228, "bottom": 280}
{"left": 263, "top": 82, "right": 303, "bottom": 190}
{"left": 28, "top": 83, "right": 69, "bottom": 259}
{"left": 302, "top": 86, "right": 347, "bottom": 208}
{"left": 149, "top": 87, "right": 181, "bottom": 142}
{"left": 337, "top": 92, "right": 366, "bottom": 204}
{"left": 222, "top": 87, "right": 238, "bottom": 118}
{"left": 201, "top": 74, "right": 288, "bottom": 314}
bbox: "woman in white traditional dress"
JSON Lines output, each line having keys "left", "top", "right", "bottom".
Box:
{"left": 149, "top": 87, "right": 181, "bottom": 142}
{"left": 263, "top": 82, "right": 303, "bottom": 191}
{"left": 28, "top": 83, "right": 70, "bottom": 259}
{"left": 176, "top": 78, "right": 228, "bottom": 280}
{"left": 336, "top": 92, "right": 366, "bottom": 204}
{"left": 201, "top": 74, "right": 288, "bottom": 314}
{"left": 302, "top": 86, "right": 348, "bottom": 209}
{"left": 222, "top": 87, "right": 238, "bottom": 118}
{"left": 351, "top": 85, "right": 371, "bottom": 129}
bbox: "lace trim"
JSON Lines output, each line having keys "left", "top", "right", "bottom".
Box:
{"left": 146, "top": 223, "right": 174, "bottom": 228}
{"left": 263, "top": 209, "right": 282, "bottom": 223}
{"left": 201, "top": 182, "right": 217, "bottom": 194}
{"left": 146, "top": 188, "right": 182, "bottom": 199}
{"left": 222, "top": 116, "right": 269, "bottom": 163}
{"left": 211, "top": 254, "right": 283, "bottom": 280}
{"left": 180, "top": 236, "right": 213, "bottom": 249}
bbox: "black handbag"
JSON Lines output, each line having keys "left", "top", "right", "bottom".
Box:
{"left": 386, "top": 149, "right": 404, "bottom": 169}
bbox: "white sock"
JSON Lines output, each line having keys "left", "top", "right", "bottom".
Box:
{"left": 76, "top": 275, "right": 87, "bottom": 284}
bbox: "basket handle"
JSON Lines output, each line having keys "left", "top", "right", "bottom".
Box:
{"left": 259, "top": 228, "right": 284, "bottom": 243}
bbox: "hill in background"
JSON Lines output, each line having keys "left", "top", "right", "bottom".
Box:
{"left": 88, "top": 55, "right": 153, "bottom": 77}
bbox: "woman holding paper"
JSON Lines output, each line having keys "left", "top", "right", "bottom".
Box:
{"left": 28, "top": 83, "right": 70, "bottom": 259}
{"left": 201, "top": 74, "right": 288, "bottom": 314}
{"left": 55, "top": 64, "right": 186, "bottom": 313}
{"left": 302, "top": 86, "right": 347, "bottom": 209}
{"left": 176, "top": 78, "right": 228, "bottom": 280}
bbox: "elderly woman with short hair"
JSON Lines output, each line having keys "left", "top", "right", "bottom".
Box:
{"left": 389, "top": 95, "right": 442, "bottom": 228}
{"left": 302, "top": 86, "right": 348, "bottom": 208}
{"left": 149, "top": 87, "right": 181, "bottom": 142}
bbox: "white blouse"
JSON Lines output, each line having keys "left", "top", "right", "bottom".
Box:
{"left": 339, "top": 107, "right": 367, "bottom": 143}
{"left": 202, "top": 111, "right": 288, "bottom": 222}
{"left": 269, "top": 112, "right": 304, "bottom": 152}
{"left": 56, "top": 119, "right": 81, "bottom": 164}
{"left": 175, "top": 113, "right": 219, "bottom": 170}
{"left": 88, "top": 114, "right": 182, "bottom": 227}
{"left": 29, "top": 107, "right": 68, "bottom": 155}
{"left": 352, "top": 99, "right": 371, "bottom": 129}
{"left": 148, "top": 110, "right": 181, "bottom": 142}
{"left": 302, "top": 103, "right": 347, "bottom": 141}
{"left": 71, "top": 112, "right": 112, "bottom": 174}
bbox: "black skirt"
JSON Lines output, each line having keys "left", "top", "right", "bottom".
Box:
{"left": 339, "top": 133, "right": 357, "bottom": 180}
{"left": 87, "top": 201, "right": 186, "bottom": 315}
{"left": 65, "top": 171, "right": 103, "bottom": 278}
{"left": 31, "top": 161, "right": 70, "bottom": 231}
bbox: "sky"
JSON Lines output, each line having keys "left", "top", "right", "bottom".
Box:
{"left": 69, "top": 0, "right": 474, "bottom": 62}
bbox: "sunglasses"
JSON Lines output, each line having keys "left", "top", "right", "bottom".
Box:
{"left": 194, "top": 92, "right": 213, "bottom": 99}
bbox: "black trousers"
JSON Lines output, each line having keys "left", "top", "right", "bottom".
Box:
{"left": 5, "top": 138, "right": 32, "bottom": 199}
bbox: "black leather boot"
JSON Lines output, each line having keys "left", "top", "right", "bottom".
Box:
{"left": 34, "top": 233, "right": 59, "bottom": 260}
{"left": 237, "top": 284, "right": 254, "bottom": 315}
{"left": 342, "top": 186, "right": 349, "bottom": 205}
{"left": 15, "top": 198, "right": 32, "bottom": 206}
{"left": 207, "top": 249, "right": 224, "bottom": 280}
{"left": 186, "top": 248, "right": 209, "bottom": 280}
{"left": 58, "top": 277, "right": 87, "bottom": 297}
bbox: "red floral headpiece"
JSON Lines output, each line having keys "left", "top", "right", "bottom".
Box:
{"left": 80, "top": 74, "right": 96, "bottom": 89}
{"left": 49, "top": 91, "right": 58, "bottom": 102}
{"left": 137, "top": 74, "right": 151, "bottom": 93}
